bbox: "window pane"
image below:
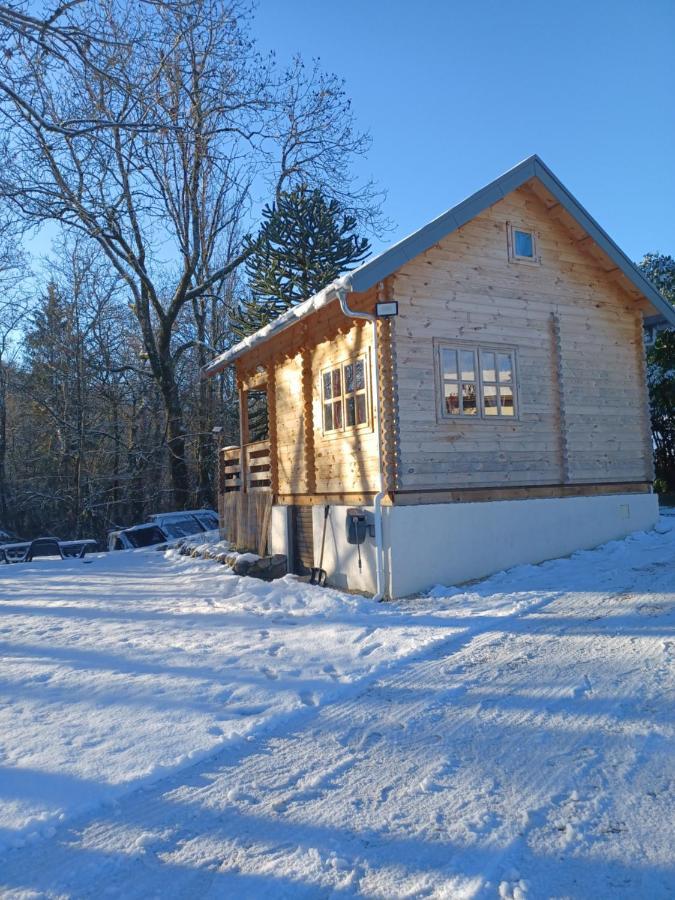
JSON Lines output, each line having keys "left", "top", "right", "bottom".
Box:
{"left": 484, "top": 384, "right": 498, "bottom": 415}
{"left": 481, "top": 351, "right": 496, "bottom": 383}
{"left": 332, "top": 369, "right": 342, "bottom": 397}
{"left": 323, "top": 371, "right": 332, "bottom": 400}
{"left": 355, "top": 359, "right": 365, "bottom": 391}
{"left": 500, "top": 386, "right": 514, "bottom": 415}
{"left": 346, "top": 395, "right": 355, "bottom": 426}
{"left": 333, "top": 400, "right": 343, "bottom": 429}
{"left": 344, "top": 363, "right": 354, "bottom": 394}
{"left": 460, "top": 350, "right": 475, "bottom": 381}
{"left": 444, "top": 382, "right": 460, "bottom": 415}
{"left": 462, "top": 383, "right": 477, "bottom": 415}
{"left": 324, "top": 403, "right": 333, "bottom": 430}
{"left": 356, "top": 394, "right": 367, "bottom": 425}
{"left": 498, "top": 354, "right": 513, "bottom": 382}
{"left": 514, "top": 230, "right": 533, "bottom": 257}
{"left": 441, "top": 348, "right": 457, "bottom": 380}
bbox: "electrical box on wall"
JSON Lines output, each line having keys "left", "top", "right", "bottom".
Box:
{"left": 346, "top": 508, "right": 374, "bottom": 544}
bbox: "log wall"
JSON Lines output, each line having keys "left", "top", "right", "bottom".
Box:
{"left": 391, "top": 185, "right": 653, "bottom": 491}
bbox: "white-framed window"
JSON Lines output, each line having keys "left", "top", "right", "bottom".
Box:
{"left": 321, "top": 355, "right": 369, "bottom": 433}
{"left": 438, "top": 343, "right": 517, "bottom": 419}
{"left": 507, "top": 222, "right": 539, "bottom": 265}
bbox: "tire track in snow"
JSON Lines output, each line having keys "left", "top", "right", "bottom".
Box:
{"left": 0, "top": 599, "right": 562, "bottom": 899}
{"left": 1, "top": 531, "right": 673, "bottom": 898}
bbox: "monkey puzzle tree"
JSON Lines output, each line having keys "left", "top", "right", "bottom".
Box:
{"left": 234, "top": 186, "right": 371, "bottom": 338}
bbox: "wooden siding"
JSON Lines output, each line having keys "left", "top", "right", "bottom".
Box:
{"left": 392, "top": 185, "right": 652, "bottom": 491}
{"left": 274, "top": 353, "right": 309, "bottom": 495}
{"left": 311, "top": 325, "right": 380, "bottom": 495}
{"left": 264, "top": 318, "right": 381, "bottom": 497}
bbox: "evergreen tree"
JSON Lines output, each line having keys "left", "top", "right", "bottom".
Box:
{"left": 234, "top": 187, "right": 371, "bottom": 338}
{"left": 639, "top": 253, "right": 675, "bottom": 305}
{"left": 23, "top": 282, "right": 86, "bottom": 535}
{"left": 646, "top": 329, "right": 675, "bottom": 491}
{"left": 638, "top": 253, "right": 675, "bottom": 490}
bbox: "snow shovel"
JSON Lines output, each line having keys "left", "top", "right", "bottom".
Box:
{"left": 310, "top": 505, "right": 330, "bottom": 586}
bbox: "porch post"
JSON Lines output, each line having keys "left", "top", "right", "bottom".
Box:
{"left": 376, "top": 276, "right": 400, "bottom": 496}
{"left": 301, "top": 342, "right": 316, "bottom": 495}
{"left": 238, "top": 384, "right": 249, "bottom": 493}
{"left": 266, "top": 362, "right": 279, "bottom": 497}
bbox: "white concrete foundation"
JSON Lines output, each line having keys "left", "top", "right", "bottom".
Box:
{"left": 270, "top": 492, "right": 658, "bottom": 599}
{"left": 384, "top": 492, "right": 659, "bottom": 598}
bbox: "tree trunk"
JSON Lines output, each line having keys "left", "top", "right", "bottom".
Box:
{"left": 195, "top": 373, "right": 213, "bottom": 507}
{"left": 159, "top": 367, "right": 191, "bottom": 509}
{"left": 127, "top": 399, "right": 145, "bottom": 525}
{"left": 111, "top": 395, "right": 121, "bottom": 524}
{"left": 194, "top": 305, "right": 215, "bottom": 508}
{"left": 0, "top": 363, "right": 8, "bottom": 526}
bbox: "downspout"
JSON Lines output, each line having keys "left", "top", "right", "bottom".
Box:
{"left": 335, "top": 283, "right": 387, "bottom": 601}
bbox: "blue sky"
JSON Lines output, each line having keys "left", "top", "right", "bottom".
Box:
{"left": 252, "top": 0, "right": 675, "bottom": 262}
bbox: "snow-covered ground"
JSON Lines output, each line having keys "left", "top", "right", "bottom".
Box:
{"left": 0, "top": 522, "right": 673, "bottom": 898}
{"left": 0, "top": 547, "right": 450, "bottom": 848}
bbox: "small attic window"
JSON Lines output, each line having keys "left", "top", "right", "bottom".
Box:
{"left": 514, "top": 230, "right": 533, "bottom": 257}
{"left": 507, "top": 223, "right": 539, "bottom": 265}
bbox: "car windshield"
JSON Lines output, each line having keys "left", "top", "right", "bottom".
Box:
{"left": 161, "top": 518, "right": 203, "bottom": 539}
{"left": 194, "top": 512, "right": 218, "bottom": 530}
{"left": 125, "top": 525, "right": 166, "bottom": 548}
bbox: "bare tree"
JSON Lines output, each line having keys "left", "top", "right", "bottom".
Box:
{"left": 0, "top": 0, "right": 258, "bottom": 504}
{"left": 272, "top": 57, "right": 384, "bottom": 231}
{"left": 0, "top": 236, "right": 27, "bottom": 525}
{"left": 0, "top": 0, "right": 380, "bottom": 506}
{"left": 0, "top": 0, "right": 198, "bottom": 137}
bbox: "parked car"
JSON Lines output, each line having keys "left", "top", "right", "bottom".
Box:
{"left": 107, "top": 509, "right": 218, "bottom": 551}
{"left": 148, "top": 509, "right": 218, "bottom": 535}
{"left": 107, "top": 523, "right": 169, "bottom": 551}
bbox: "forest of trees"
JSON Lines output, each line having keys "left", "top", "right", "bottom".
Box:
{"left": 0, "top": 0, "right": 378, "bottom": 541}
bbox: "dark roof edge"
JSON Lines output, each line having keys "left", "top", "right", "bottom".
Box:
{"left": 530, "top": 157, "right": 675, "bottom": 324}
{"left": 349, "top": 156, "right": 537, "bottom": 291}
{"left": 349, "top": 154, "right": 675, "bottom": 325}
{"left": 203, "top": 155, "right": 675, "bottom": 375}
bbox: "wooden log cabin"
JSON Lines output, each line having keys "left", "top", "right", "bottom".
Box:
{"left": 204, "top": 156, "right": 674, "bottom": 598}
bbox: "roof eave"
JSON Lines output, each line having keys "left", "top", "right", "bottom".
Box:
{"left": 203, "top": 154, "right": 675, "bottom": 376}
{"left": 349, "top": 157, "right": 539, "bottom": 292}
{"left": 530, "top": 157, "right": 675, "bottom": 325}
{"left": 201, "top": 278, "right": 350, "bottom": 377}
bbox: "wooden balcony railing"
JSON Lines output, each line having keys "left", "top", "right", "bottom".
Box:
{"left": 221, "top": 445, "right": 242, "bottom": 493}
{"left": 220, "top": 439, "right": 271, "bottom": 494}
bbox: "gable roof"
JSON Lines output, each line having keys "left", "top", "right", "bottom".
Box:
{"left": 204, "top": 154, "right": 675, "bottom": 376}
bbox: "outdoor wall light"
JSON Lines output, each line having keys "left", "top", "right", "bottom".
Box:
{"left": 375, "top": 301, "right": 398, "bottom": 317}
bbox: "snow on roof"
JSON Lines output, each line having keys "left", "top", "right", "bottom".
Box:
{"left": 202, "top": 277, "right": 352, "bottom": 377}
{"left": 203, "top": 154, "right": 675, "bottom": 377}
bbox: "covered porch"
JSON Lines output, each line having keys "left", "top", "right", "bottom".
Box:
{"left": 209, "top": 283, "right": 396, "bottom": 572}
{"left": 216, "top": 368, "right": 277, "bottom": 555}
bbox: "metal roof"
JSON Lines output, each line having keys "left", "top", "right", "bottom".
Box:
{"left": 204, "top": 154, "right": 675, "bottom": 376}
